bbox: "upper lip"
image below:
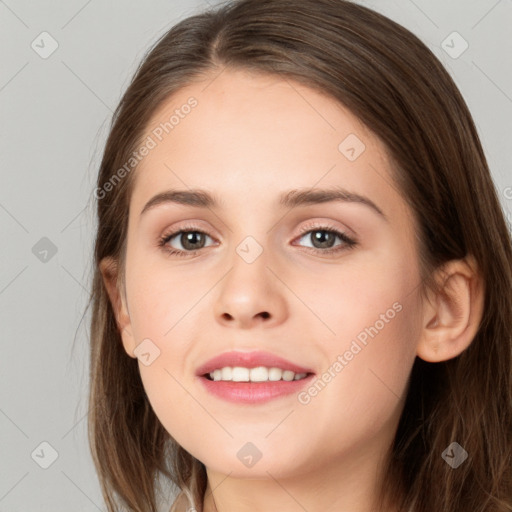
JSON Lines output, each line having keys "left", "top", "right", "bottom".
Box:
{"left": 195, "top": 350, "right": 315, "bottom": 376}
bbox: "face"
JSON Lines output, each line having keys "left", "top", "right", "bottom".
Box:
{"left": 110, "top": 68, "right": 425, "bottom": 481}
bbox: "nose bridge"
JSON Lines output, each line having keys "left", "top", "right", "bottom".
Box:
{"left": 213, "top": 231, "right": 287, "bottom": 327}
{"left": 226, "top": 234, "right": 271, "bottom": 302}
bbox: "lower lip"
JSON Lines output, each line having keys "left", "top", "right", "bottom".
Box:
{"left": 197, "top": 374, "right": 315, "bottom": 404}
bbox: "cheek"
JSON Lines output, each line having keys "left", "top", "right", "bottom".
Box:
{"left": 322, "top": 289, "right": 420, "bottom": 429}
{"left": 126, "top": 254, "right": 208, "bottom": 341}
{"left": 300, "top": 249, "right": 421, "bottom": 425}
{"left": 291, "top": 297, "right": 419, "bottom": 469}
{"left": 304, "top": 243, "right": 419, "bottom": 343}
{"left": 124, "top": 259, "right": 209, "bottom": 442}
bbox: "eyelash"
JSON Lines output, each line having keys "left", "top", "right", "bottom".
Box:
{"left": 157, "top": 222, "right": 358, "bottom": 258}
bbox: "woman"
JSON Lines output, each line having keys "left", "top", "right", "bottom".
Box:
{"left": 86, "top": 0, "right": 512, "bottom": 510}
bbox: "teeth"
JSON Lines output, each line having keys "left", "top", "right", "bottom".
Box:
{"left": 208, "top": 366, "right": 308, "bottom": 382}
{"left": 221, "top": 367, "right": 232, "bottom": 380}
{"left": 232, "top": 367, "right": 249, "bottom": 381}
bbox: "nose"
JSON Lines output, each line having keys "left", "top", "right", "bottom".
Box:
{"left": 213, "top": 249, "right": 288, "bottom": 329}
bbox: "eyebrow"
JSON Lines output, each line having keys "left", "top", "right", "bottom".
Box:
{"left": 139, "top": 187, "right": 388, "bottom": 221}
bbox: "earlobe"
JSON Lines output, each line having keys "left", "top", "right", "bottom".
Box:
{"left": 417, "top": 256, "right": 485, "bottom": 363}
{"left": 99, "top": 256, "right": 137, "bottom": 359}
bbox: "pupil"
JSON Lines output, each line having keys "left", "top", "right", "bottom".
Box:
{"left": 312, "top": 231, "right": 335, "bottom": 248}
{"left": 182, "top": 232, "right": 204, "bottom": 250}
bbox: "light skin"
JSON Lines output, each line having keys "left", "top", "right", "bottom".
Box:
{"left": 100, "top": 68, "right": 485, "bottom": 512}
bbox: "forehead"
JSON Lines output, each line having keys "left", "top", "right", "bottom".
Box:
{"left": 142, "top": 67, "right": 377, "bottom": 160}
{"left": 130, "top": 68, "right": 401, "bottom": 219}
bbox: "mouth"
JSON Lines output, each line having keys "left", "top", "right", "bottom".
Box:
{"left": 197, "top": 365, "right": 316, "bottom": 404}
{"left": 195, "top": 350, "right": 316, "bottom": 404}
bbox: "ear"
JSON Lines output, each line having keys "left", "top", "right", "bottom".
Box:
{"left": 99, "top": 256, "right": 137, "bottom": 359}
{"left": 417, "top": 255, "right": 485, "bottom": 362}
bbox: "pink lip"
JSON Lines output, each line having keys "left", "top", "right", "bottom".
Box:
{"left": 195, "top": 350, "right": 315, "bottom": 376}
{"left": 198, "top": 374, "right": 316, "bottom": 404}
{"left": 195, "top": 350, "right": 316, "bottom": 405}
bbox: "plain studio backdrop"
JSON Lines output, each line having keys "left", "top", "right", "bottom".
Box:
{"left": 0, "top": 0, "right": 511, "bottom": 510}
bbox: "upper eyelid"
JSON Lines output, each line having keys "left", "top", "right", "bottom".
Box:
{"left": 162, "top": 217, "right": 353, "bottom": 236}
{"left": 162, "top": 224, "right": 344, "bottom": 237}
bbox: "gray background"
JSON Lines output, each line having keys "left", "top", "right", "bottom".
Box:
{"left": 0, "top": 0, "right": 511, "bottom": 510}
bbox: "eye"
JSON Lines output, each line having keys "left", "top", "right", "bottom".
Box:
{"left": 158, "top": 225, "right": 216, "bottom": 257}
{"left": 293, "top": 223, "right": 357, "bottom": 255}
{"left": 157, "top": 222, "right": 358, "bottom": 258}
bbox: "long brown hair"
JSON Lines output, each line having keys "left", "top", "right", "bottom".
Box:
{"left": 86, "top": 0, "right": 512, "bottom": 510}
